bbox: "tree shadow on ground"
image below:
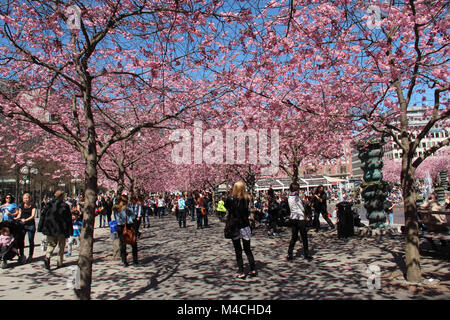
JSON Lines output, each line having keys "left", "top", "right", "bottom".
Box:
{"left": 2, "top": 217, "right": 449, "bottom": 300}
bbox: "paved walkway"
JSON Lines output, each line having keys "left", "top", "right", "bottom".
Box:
{"left": 0, "top": 215, "right": 449, "bottom": 300}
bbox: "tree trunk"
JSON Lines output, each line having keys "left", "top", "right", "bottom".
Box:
{"left": 76, "top": 148, "right": 98, "bottom": 300}
{"left": 76, "top": 78, "right": 98, "bottom": 300}
{"left": 130, "top": 177, "right": 135, "bottom": 195}
{"left": 211, "top": 187, "right": 216, "bottom": 215}
{"left": 401, "top": 157, "right": 421, "bottom": 283}
{"left": 293, "top": 161, "right": 299, "bottom": 183}
{"left": 117, "top": 169, "right": 125, "bottom": 195}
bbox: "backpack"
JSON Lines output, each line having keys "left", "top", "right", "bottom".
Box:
{"left": 37, "top": 202, "right": 50, "bottom": 233}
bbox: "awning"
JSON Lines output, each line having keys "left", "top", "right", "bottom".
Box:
{"left": 324, "top": 176, "right": 347, "bottom": 183}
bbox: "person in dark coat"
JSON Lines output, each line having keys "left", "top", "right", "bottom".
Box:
{"left": 312, "top": 185, "right": 335, "bottom": 232}
{"left": 38, "top": 189, "right": 73, "bottom": 270}
{"left": 225, "top": 181, "right": 257, "bottom": 279}
{"left": 267, "top": 191, "right": 279, "bottom": 237}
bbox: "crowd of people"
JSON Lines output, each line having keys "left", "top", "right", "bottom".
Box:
{"left": 0, "top": 181, "right": 448, "bottom": 279}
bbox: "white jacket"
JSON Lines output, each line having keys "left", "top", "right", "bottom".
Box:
{"left": 288, "top": 193, "right": 305, "bottom": 220}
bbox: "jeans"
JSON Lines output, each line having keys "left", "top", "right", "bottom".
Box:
{"left": 143, "top": 207, "right": 150, "bottom": 226}
{"left": 313, "top": 207, "right": 335, "bottom": 231}
{"left": 177, "top": 209, "right": 186, "bottom": 228}
{"left": 232, "top": 238, "right": 255, "bottom": 274}
{"left": 99, "top": 214, "right": 108, "bottom": 228}
{"left": 196, "top": 208, "right": 203, "bottom": 229}
{"left": 158, "top": 207, "right": 164, "bottom": 218}
{"left": 288, "top": 219, "right": 309, "bottom": 257}
{"left": 135, "top": 218, "right": 142, "bottom": 234}
{"left": 387, "top": 212, "right": 394, "bottom": 226}
{"left": 202, "top": 211, "right": 208, "bottom": 227}
{"left": 189, "top": 206, "right": 195, "bottom": 221}
{"left": 67, "top": 236, "right": 79, "bottom": 255}
{"left": 20, "top": 224, "right": 36, "bottom": 259}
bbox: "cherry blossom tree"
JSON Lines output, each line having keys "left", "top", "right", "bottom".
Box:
{"left": 0, "top": 0, "right": 244, "bottom": 299}
{"left": 231, "top": 0, "right": 448, "bottom": 284}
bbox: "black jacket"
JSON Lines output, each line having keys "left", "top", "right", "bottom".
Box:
{"left": 225, "top": 196, "right": 250, "bottom": 229}
{"left": 314, "top": 193, "right": 327, "bottom": 210}
{"left": 186, "top": 196, "right": 194, "bottom": 207}
{"left": 38, "top": 199, "right": 73, "bottom": 238}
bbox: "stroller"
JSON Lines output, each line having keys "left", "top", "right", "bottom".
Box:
{"left": 0, "top": 220, "right": 26, "bottom": 269}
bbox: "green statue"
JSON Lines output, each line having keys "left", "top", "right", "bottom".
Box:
{"left": 358, "top": 139, "right": 389, "bottom": 229}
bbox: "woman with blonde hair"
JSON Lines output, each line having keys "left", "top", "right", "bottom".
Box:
{"left": 225, "top": 181, "right": 256, "bottom": 279}
{"left": 16, "top": 193, "right": 37, "bottom": 263}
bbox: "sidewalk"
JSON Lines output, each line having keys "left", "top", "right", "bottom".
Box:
{"left": 0, "top": 215, "right": 448, "bottom": 300}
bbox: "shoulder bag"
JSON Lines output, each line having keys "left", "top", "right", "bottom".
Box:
{"left": 224, "top": 198, "right": 240, "bottom": 239}
{"left": 122, "top": 223, "right": 137, "bottom": 245}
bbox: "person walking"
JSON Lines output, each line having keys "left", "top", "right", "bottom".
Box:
{"left": 225, "top": 181, "right": 257, "bottom": 279}
{"left": 157, "top": 195, "right": 165, "bottom": 219}
{"left": 385, "top": 195, "right": 396, "bottom": 228}
{"left": 313, "top": 185, "right": 335, "bottom": 232}
{"left": 130, "top": 196, "right": 143, "bottom": 238}
{"left": 177, "top": 194, "right": 187, "bottom": 228}
{"left": 113, "top": 195, "right": 138, "bottom": 266}
{"left": 287, "top": 182, "right": 312, "bottom": 261}
{"left": 186, "top": 192, "right": 195, "bottom": 221}
{"left": 202, "top": 191, "right": 209, "bottom": 228}
{"left": 105, "top": 196, "right": 113, "bottom": 225}
{"left": 16, "top": 193, "right": 37, "bottom": 263}
{"left": 267, "top": 189, "right": 279, "bottom": 237}
{"left": 65, "top": 210, "right": 82, "bottom": 257}
{"left": 98, "top": 196, "right": 109, "bottom": 228}
{"left": 77, "top": 194, "right": 85, "bottom": 221}
{"left": 142, "top": 197, "right": 151, "bottom": 228}
{"left": 38, "top": 190, "right": 73, "bottom": 270}
{"left": 150, "top": 196, "right": 157, "bottom": 217}
{"left": 195, "top": 192, "right": 203, "bottom": 229}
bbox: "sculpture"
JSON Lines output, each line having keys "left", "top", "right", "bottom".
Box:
{"left": 358, "top": 139, "right": 389, "bottom": 229}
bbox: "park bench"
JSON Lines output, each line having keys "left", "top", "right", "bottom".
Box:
{"left": 417, "top": 209, "right": 450, "bottom": 248}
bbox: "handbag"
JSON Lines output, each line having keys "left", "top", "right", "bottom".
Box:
{"left": 122, "top": 223, "right": 136, "bottom": 245}
{"left": 224, "top": 216, "right": 240, "bottom": 239}
{"left": 201, "top": 208, "right": 207, "bottom": 216}
{"left": 223, "top": 198, "right": 240, "bottom": 239}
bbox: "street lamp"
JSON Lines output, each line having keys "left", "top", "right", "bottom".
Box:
{"left": 20, "top": 160, "right": 38, "bottom": 193}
